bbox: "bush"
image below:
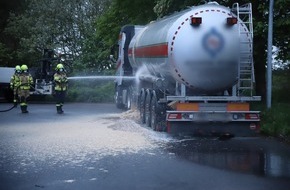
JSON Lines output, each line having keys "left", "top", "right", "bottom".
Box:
{"left": 255, "top": 70, "right": 290, "bottom": 138}
{"left": 66, "top": 80, "right": 114, "bottom": 103}
{"left": 260, "top": 103, "right": 290, "bottom": 137}
{"left": 272, "top": 70, "right": 290, "bottom": 103}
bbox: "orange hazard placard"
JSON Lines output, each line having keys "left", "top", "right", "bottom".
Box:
{"left": 227, "top": 103, "right": 249, "bottom": 111}
{"left": 176, "top": 103, "right": 199, "bottom": 111}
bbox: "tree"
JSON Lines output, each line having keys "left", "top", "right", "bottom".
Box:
{"left": 0, "top": 0, "right": 28, "bottom": 66}
{"left": 154, "top": 0, "right": 203, "bottom": 17}
{"left": 3, "top": 0, "right": 109, "bottom": 69}
{"left": 90, "top": 0, "right": 156, "bottom": 72}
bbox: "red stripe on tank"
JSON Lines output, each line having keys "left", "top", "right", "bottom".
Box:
{"left": 128, "top": 48, "right": 132, "bottom": 56}
{"left": 131, "top": 43, "right": 168, "bottom": 58}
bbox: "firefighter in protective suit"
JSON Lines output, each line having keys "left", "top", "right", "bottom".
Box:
{"left": 10, "top": 65, "right": 21, "bottom": 106}
{"left": 18, "top": 65, "right": 33, "bottom": 113}
{"left": 53, "top": 63, "right": 68, "bottom": 114}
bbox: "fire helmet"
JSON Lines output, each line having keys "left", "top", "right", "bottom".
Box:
{"left": 56, "top": 63, "right": 64, "bottom": 69}
{"left": 56, "top": 63, "right": 65, "bottom": 72}
{"left": 21, "top": 65, "right": 28, "bottom": 71}
{"left": 15, "top": 65, "right": 21, "bottom": 71}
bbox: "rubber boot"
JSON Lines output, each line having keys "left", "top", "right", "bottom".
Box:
{"left": 21, "top": 105, "right": 24, "bottom": 113}
{"left": 21, "top": 105, "right": 28, "bottom": 113}
{"left": 23, "top": 105, "right": 29, "bottom": 113}
{"left": 13, "top": 99, "right": 18, "bottom": 108}
{"left": 56, "top": 106, "right": 63, "bottom": 114}
{"left": 60, "top": 105, "right": 64, "bottom": 114}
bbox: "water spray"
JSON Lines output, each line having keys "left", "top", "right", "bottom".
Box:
{"left": 67, "top": 76, "right": 136, "bottom": 80}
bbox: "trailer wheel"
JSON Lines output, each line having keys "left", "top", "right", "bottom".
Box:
{"left": 150, "top": 92, "right": 166, "bottom": 131}
{"left": 139, "top": 89, "right": 146, "bottom": 124}
{"left": 123, "top": 87, "right": 131, "bottom": 110}
{"left": 150, "top": 93, "right": 157, "bottom": 130}
{"left": 115, "top": 86, "right": 123, "bottom": 109}
{"left": 145, "top": 90, "right": 151, "bottom": 128}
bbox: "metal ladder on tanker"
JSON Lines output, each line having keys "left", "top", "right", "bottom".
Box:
{"left": 232, "top": 3, "right": 255, "bottom": 97}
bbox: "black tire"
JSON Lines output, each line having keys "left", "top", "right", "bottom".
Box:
{"left": 150, "top": 92, "right": 166, "bottom": 131}
{"left": 139, "top": 89, "right": 146, "bottom": 124}
{"left": 115, "top": 86, "right": 123, "bottom": 109}
{"left": 145, "top": 90, "right": 151, "bottom": 128}
{"left": 150, "top": 93, "right": 157, "bottom": 131}
{"left": 124, "top": 88, "right": 131, "bottom": 110}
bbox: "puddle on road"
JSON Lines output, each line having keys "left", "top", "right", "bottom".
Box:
{"left": 118, "top": 109, "right": 290, "bottom": 178}
{"left": 165, "top": 138, "right": 290, "bottom": 178}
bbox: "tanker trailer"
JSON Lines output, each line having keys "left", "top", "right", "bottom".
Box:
{"left": 113, "top": 2, "right": 261, "bottom": 137}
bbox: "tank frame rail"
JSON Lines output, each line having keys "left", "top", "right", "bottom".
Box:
{"left": 231, "top": 3, "right": 255, "bottom": 97}
{"left": 166, "top": 110, "right": 260, "bottom": 122}
{"left": 162, "top": 95, "right": 261, "bottom": 102}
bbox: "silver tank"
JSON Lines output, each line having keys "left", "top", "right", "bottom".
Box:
{"left": 128, "top": 3, "right": 252, "bottom": 93}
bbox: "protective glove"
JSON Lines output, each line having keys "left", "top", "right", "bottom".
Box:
{"left": 61, "top": 78, "right": 67, "bottom": 82}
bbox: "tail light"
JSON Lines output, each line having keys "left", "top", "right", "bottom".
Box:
{"left": 227, "top": 17, "right": 238, "bottom": 26}
{"left": 191, "top": 17, "right": 202, "bottom": 26}
{"left": 168, "top": 113, "right": 182, "bottom": 119}
{"left": 245, "top": 113, "right": 259, "bottom": 120}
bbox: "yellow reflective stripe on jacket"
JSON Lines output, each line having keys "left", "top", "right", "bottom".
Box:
{"left": 20, "top": 102, "right": 27, "bottom": 106}
{"left": 54, "top": 73, "right": 67, "bottom": 91}
{"left": 19, "top": 74, "right": 33, "bottom": 90}
{"left": 10, "top": 74, "right": 21, "bottom": 88}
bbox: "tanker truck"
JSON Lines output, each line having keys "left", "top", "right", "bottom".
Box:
{"left": 113, "top": 2, "right": 261, "bottom": 137}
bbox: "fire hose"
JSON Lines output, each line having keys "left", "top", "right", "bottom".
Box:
{"left": 0, "top": 83, "right": 53, "bottom": 112}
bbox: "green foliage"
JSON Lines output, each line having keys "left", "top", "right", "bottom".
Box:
{"left": 250, "top": 0, "right": 290, "bottom": 62}
{"left": 0, "top": 42, "right": 12, "bottom": 66}
{"left": 252, "top": 70, "right": 290, "bottom": 138}
{"left": 272, "top": 0, "right": 290, "bottom": 61}
{"left": 1, "top": 0, "right": 109, "bottom": 69}
{"left": 64, "top": 68, "right": 116, "bottom": 103}
{"left": 66, "top": 79, "right": 115, "bottom": 103}
{"left": 0, "top": 0, "right": 29, "bottom": 66}
{"left": 272, "top": 70, "right": 290, "bottom": 103}
{"left": 154, "top": 0, "right": 201, "bottom": 18}
{"left": 89, "top": 0, "right": 157, "bottom": 72}
{"left": 115, "top": 0, "right": 156, "bottom": 24}
{"left": 260, "top": 103, "right": 290, "bottom": 138}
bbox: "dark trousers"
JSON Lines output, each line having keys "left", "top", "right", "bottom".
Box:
{"left": 55, "top": 90, "right": 66, "bottom": 107}
{"left": 19, "top": 89, "right": 30, "bottom": 113}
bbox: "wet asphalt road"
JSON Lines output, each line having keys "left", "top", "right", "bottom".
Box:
{"left": 1, "top": 102, "right": 290, "bottom": 190}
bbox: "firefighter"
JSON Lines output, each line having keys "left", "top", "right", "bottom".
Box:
{"left": 18, "top": 64, "right": 33, "bottom": 113}
{"left": 53, "top": 63, "right": 68, "bottom": 114}
{"left": 10, "top": 65, "right": 21, "bottom": 106}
